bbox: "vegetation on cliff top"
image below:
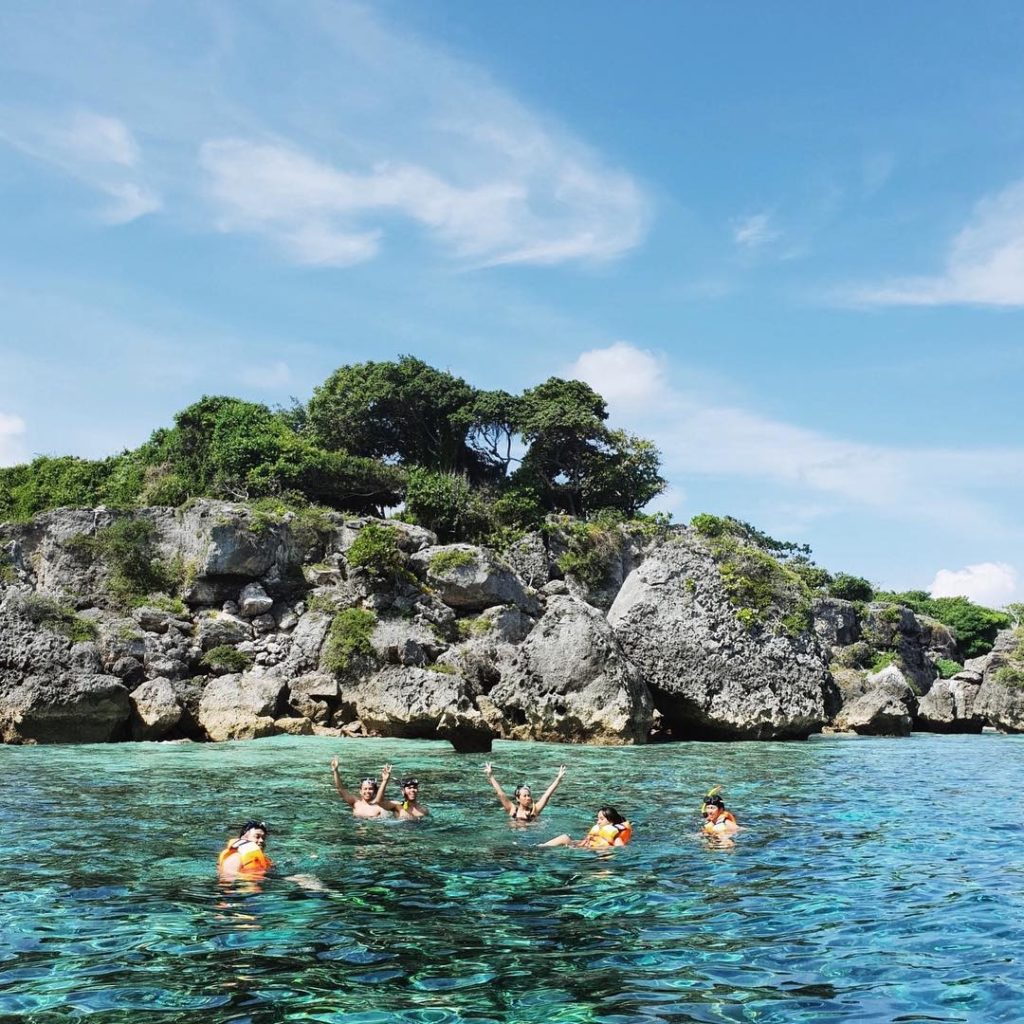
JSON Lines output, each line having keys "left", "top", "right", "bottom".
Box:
{"left": 0, "top": 357, "right": 664, "bottom": 543}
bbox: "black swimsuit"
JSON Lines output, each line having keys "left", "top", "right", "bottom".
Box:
{"left": 509, "top": 809, "right": 536, "bottom": 822}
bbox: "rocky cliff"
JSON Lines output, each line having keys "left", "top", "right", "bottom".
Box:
{"left": 1, "top": 503, "right": 1015, "bottom": 747}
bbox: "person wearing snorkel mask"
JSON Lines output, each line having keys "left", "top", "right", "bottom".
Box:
{"left": 375, "top": 763, "right": 429, "bottom": 819}
{"left": 329, "top": 756, "right": 393, "bottom": 818}
{"left": 483, "top": 762, "right": 566, "bottom": 822}
{"left": 701, "top": 789, "right": 738, "bottom": 835}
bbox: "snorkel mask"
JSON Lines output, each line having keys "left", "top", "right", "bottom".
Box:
{"left": 700, "top": 786, "right": 725, "bottom": 816}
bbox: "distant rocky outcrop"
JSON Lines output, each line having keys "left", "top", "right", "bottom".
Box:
{"left": 0, "top": 502, "right": 1013, "bottom": 746}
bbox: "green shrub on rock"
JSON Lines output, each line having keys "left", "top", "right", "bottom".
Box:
{"left": 994, "top": 665, "right": 1024, "bottom": 689}
{"left": 13, "top": 593, "right": 98, "bottom": 643}
{"left": 347, "top": 524, "right": 406, "bottom": 580}
{"left": 201, "top": 645, "right": 252, "bottom": 673}
{"left": 323, "top": 608, "right": 377, "bottom": 673}
{"left": 429, "top": 548, "right": 476, "bottom": 575}
{"left": 934, "top": 658, "right": 963, "bottom": 679}
{"left": 829, "top": 574, "right": 875, "bottom": 602}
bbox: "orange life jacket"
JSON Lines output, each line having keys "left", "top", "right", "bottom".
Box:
{"left": 218, "top": 840, "right": 272, "bottom": 873}
{"left": 585, "top": 820, "right": 632, "bottom": 848}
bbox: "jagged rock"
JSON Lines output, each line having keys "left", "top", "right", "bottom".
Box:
{"left": 280, "top": 611, "right": 333, "bottom": 676}
{"left": 437, "top": 704, "right": 494, "bottom": 752}
{"left": 197, "top": 671, "right": 288, "bottom": 741}
{"left": 239, "top": 583, "right": 274, "bottom": 618}
{"left": 370, "top": 616, "right": 447, "bottom": 667}
{"left": 812, "top": 597, "right": 861, "bottom": 649}
{"left": 833, "top": 665, "right": 917, "bottom": 736}
{"left": 477, "top": 605, "right": 535, "bottom": 643}
{"left": 489, "top": 595, "right": 652, "bottom": 744}
{"left": 861, "top": 603, "right": 940, "bottom": 695}
{"left": 973, "top": 635, "right": 1024, "bottom": 732}
{"left": 504, "top": 533, "right": 552, "bottom": 591}
{"left": 410, "top": 544, "right": 539, "bottom": 613}
{"left": 916, "top": 676, "right": 984, "bottom": 733}
{"left": 132, "top": 606, "right": 181, "bottom": 634}
{"left": 288, "top": 672, "right": 340, "bottom": 724}
{"left": 274, "top": 716, "right": 313, "bottom": 735}
{"left": 1, "top": 674, "right": 130, "bottom": 744}
{"left": 196, "top": 611, "right": 252, "bottom": 650}
{"left": 70, "top": 642, "right": 104, "bottom": 673}
{"left": 252, "top": 613, "right": 277, "bottom": 635}
{"left": 541, "top": 580, "right": 569, "bottom": 596}
{"left": 129, "top": 677, "right": 183, "bottom": 740}
{"left": 334, "top": 518, "right": 436, "bottom": 557}
{"left": 608, "top": 536, "right": 838, "bottom": 739}
{"left": 275, "top": 607, "right": 300, "bottom": 631}
{"left": 110, "top": 656, "right": 145, "bottom": 686}
{"left": 354, "top": 665, "right": 495, "bottom": 748}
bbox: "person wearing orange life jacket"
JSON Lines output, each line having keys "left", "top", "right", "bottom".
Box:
{"left": 701, "top": 790, "right": 738, "bottom": 835}
{"left": 540, "top": 806, "right": 632, "bottom": 849}
{"left": 217, "top": 820, "right": 272, "bottom": 878}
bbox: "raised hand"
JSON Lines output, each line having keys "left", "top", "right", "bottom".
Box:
{"left": 483, "top": 762, "right": 493, "bottom": 777}
{"left": 381, "top": 763, "right": 393, "bottom": 780}
{"left": 330, "top": 755, "right": 339, "bottom": 773}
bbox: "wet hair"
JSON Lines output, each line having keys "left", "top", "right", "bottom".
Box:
{"left": 598, "top": 806, "right": 625, "bottom": 825}
{"left": 513, "top": 784, "right": 533, "bottom": 800}
{"left": 240, "top": 819, "right": 268, "bottom": 836}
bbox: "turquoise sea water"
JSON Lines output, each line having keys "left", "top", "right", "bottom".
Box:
{"left": 1, "top": 734, "right": 1022, "bottom": 1024}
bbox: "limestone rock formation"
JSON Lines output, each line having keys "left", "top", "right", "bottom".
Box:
{"left": 608, "top": 536, "right": 838, "bottom": 739}
{"left": 487, "top": 594, "right": 652, "bottom": 744}
{"left": 197, "top": 671, "right": 288, "bottom": 741}
{"left": 129, "top": 677, "right": 184, "bottom": 740}
{"left": 410, "top": 545, "right": 539, "bottom": 613}
{"left": 832, "top": 664, "right": 917, "bottom": 736}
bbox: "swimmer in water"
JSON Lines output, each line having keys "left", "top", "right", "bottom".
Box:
{"left": 483, "top": 762, "right": 566, "bottom": 822}
{"left": 701, "top": 788, "right": 739, "bottom": 835}
{"left": 217, "top": 820, "right": 272, "bottom": 878}
{"left": 375, "top": 763, "right": 429, "bottom": 819}
{"left": 329, "top": 756, "right": 393, "bottom": 818}
{"left": 540, "top": 806, "right": 632, "bottom": 848}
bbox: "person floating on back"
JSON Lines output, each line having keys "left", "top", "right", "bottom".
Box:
{"left": 701, "top": 787, "right": 739, "bottom": 835}
{"left": 540, "top": 806, "right": 632, "bottom": 849}
{"left": 375, "top": 763, "right": 429, "bottom": 819}
{"left": 330, "top": 756, "right": 392, "bottom": 818}
{"left": 217, "top": 820, "right": 272, "bottom": 878}
{"left": 484, "top": 762, "right": 566, "bottom": 822}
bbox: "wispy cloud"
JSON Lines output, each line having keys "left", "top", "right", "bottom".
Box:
{"left": 0, "top": 107, "right": 160, "bottom": 223}
{"left": 929, "top": 562, "right": 1018, "bottom": 607}
{"left": 568, "top": 342, "right": 1024, "bottom": 541}
{"left": 732, "top": 211, "right": 780, "bottom": 251}
{"left": 0, "top": 412, "right": 28, "bottom": 467}
{"left": 850, "top": 178, "right": 1024, "bottom": 307}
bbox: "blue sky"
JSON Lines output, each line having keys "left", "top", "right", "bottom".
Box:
{"left": 2, "top": 1, "right": 1024, "bottom": 606}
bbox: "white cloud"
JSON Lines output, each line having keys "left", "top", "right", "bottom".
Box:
{"left": 0, "top": 107, "right": 160, "bottom": 223}
{"left": 239, "top": 360, "right": 292, "bottom": 390}
{"left": 0, "top": 412, "right": 28, "bottom": 467}
{"left": 566, "top": 342, "right": 667, "bottom": 411}
{"left": 929, "top": 562, "right": 1019, "bottom": 606}
{"left": 852, "top": 178, "right": 1024, "bottom": 306}
{"left": 568, "top": 342, "right": 1024, "bottom": 539}
{"left": 733, "top": 211, "right": 780, "bottom": 250}
{"left": 199, "top": 128, "right": 646, "bottom": 268}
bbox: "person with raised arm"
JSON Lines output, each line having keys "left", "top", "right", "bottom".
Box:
{"left": 483, "top": 762, "right": 566, "bottom": 822}
{"left": 329, "top": 756, "right": 393, "bottom": 818}
{"left": 375, "top": 763, "right": 430, "bottom": 819}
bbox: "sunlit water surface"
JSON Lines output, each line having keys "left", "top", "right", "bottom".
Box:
{"left": 1, "top": 734, "right": 1022, "bottom": 1023}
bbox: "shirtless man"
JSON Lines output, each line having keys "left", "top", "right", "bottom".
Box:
{"left": 375, "top": 763, "right": 429, "bottom": 819}
{"left": 329, "top": 756, "right": 392, "bottom": 818}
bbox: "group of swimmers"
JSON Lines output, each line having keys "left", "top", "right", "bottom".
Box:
{"left": 217, "top": 763, "right": 739, "bottom": 877}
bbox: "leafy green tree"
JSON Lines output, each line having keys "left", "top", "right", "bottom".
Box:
{"left": 307, "top": 357, "right": 480, "bottom": 475}
{"left": 404, "top": 468, "right": 488, "bottom": 543}
{"left": 581, "top": 430, "right": 665, "bottom": 517}
{"left": 829, "top": 573, "right": 875, "bottom": 602}
{"left": 884, "top": 591, "right": 1011, "bottom": 659}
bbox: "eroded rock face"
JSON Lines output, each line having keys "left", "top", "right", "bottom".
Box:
{"left": 812, "top": 598, "right": 861, "bottom": 650}
{"left": 916, "top": 675, "right": 984, "bottom": 733}
{"left": 832, "top": 664, "right": 918, "bottom": 736}
{"left": 129, "top": 677, "right": 183, "bottom": 740}
{"left": 488, "top": 595, "right": 652, "bottom": 745}
{"left": 353, "top": 665, "right": 495, "bottom": 750}
{"left": 972, "top": 634, "right": 1024, "bottom": 732}
{"left": 197, "top": 671, "right": 288, "bottom": 741}
{"left": 1, "top": 674, "right": 130, "bottom": 743}
{"left": 410, "top": 545, "right": 539, "bottom": 614}
{"left": 608, "top": 537, "right": 838, "bottom": 740}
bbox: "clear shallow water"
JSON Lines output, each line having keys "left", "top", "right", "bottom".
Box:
{"left": 1, "top": 734, "right": 1022, "bottom": 1024}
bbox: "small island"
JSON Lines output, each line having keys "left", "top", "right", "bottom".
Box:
{"left": 2, "top": 358, "right": 1022, "bottom": 747}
